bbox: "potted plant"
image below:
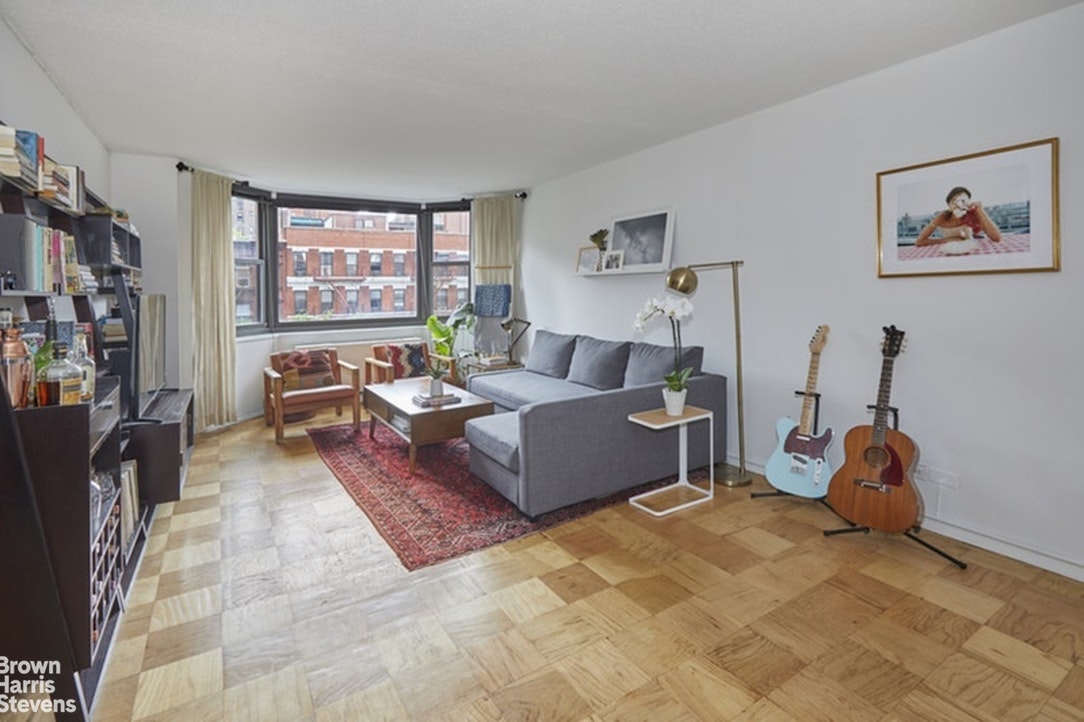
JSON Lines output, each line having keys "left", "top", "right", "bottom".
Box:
{"left": 589, "top": 229, "right": 609, "bottom": 271}
{"left": 633, "top": 294, "right": 694, "bottom": 415}
{"left": 426, "top": 301, "right": 475, "bottom": 382}
{"left": 423, "top": 360, "right": 447, "bottom": 396}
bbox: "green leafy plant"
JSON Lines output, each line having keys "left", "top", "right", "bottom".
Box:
{"left": 589, "top": 228, "right": 609, "bottom": 250}
{"left": 426, "top": 301, "right": 475, "bottom": 379}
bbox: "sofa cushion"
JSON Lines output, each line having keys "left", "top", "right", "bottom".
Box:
{"left": 383, "top": 342, "right": 429, "bottom": 379}
{"left": 469, "top": 370, "right": 598, "bottom": 411}
{"left": 465, "top": 413, "right": 520, "bottom": 472}
{"left": 566, "top": 336, "right": 632, "bottom": 390}
{"left": 623, "top": 343, "right": 705, "bottom": 387}
{"left": 524, "top": 330, "right": 577, "bottom": 378}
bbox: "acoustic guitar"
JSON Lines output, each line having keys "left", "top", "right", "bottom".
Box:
{"left": 826, "top": 325, "right": 922, "bottom": 533}
{"left": 764, "top": 325, "right": 833, "bottom": 498}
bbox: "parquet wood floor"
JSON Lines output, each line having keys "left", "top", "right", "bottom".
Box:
{"left": 89, "top": 410, "right": 1084, "bottom": 721}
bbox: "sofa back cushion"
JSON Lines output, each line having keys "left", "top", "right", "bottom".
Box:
{"left": 566, "top": 336, "right": 632, "bottom": 390}
{"left": 623, "top": 342, "right": 705, "bottom": 387}
{"left": 525, "top": 330, "right": 577, "bottom": 378}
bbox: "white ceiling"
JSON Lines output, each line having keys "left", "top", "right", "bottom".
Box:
{"left": 2, "top": 0, "right": 1080, "bottom": 202}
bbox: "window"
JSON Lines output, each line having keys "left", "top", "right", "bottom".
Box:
{"left": 231, "top": 188, "right": 469, "bottom": 333}
{"left": 232, "top": 196, "right": 264, "bottom": 327}
{"left": 432, "top": 210, "right": 471, "bottom": 316}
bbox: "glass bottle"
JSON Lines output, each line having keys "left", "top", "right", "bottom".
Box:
{"left": 32, "top": 302, "right": 58, "bottom": 406}
{"left": 36, "top": 342, "right": 83, "bottom": 406}
{"left": 73, "top": 331, "right": 96, "bottom": 402}
{"left": 0, "top": 310, "right": 34, "bottom": 408}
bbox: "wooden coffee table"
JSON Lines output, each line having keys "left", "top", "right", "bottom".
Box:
{"left": 363, "top": 378, "right": 494, "bottom": 474}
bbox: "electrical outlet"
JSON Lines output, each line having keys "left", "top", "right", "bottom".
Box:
{"left": 927, "top": 466, "right": 959, "bottom": 490}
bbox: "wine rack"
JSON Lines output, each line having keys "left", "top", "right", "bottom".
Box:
{"left": 89, "top": 489, "right": 122, "bottom": 659}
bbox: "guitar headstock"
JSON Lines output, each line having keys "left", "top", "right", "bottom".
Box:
{"left": 809, "top": 325, "right": 830, "bottom": 354}
{"left": 881, "top": 325, "right": 906, "bottom": 358}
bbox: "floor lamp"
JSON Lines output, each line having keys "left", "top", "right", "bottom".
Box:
{"left": 664, "top": 261, "right": 752, "bottom": 487}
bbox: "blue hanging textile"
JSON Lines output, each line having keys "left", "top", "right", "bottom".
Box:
{"left": 474, "top": 284, "right": 511, "bottom": 317}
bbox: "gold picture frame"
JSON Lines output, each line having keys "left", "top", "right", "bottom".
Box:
{"left": 877, "top": 138, "right": 1059, "bottom": 278}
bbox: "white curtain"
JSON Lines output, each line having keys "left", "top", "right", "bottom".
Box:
{"left": 470, "top": 194, "right": 522, "bottom": 357}
{"left": 190, "top": 170, "right": 237, "bottom": 431}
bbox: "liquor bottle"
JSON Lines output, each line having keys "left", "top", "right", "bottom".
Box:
{"left": 32, "top": 302, "right": 58, "bottom": 405}
{"left": 36, "top": 342, "right": 83, "bottom": 406}
{"left": 73, "top": 331, "right": 96, "bottom": 402}
{"left": 0, "top": 310, "right": 34, "bottom": 408}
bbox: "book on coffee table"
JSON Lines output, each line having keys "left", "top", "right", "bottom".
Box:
{"left": 412, "top": 393, "right": 462, "bottom": 408}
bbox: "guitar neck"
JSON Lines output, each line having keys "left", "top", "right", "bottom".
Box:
{"left": 871, "top": 356, "right": 895, "bottom": 445}
{"left": 797, "top": 351, "right": 822, "bottom": 435}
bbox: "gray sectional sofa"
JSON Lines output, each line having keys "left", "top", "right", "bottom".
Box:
{"left": 464, "top": 330, "right": 727, "bottom": 518}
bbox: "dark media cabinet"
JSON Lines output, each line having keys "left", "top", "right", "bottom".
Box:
{"left": 125, "top": 388, "right": 195, "bottom": 504}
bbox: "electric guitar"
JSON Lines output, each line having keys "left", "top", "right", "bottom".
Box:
{"left": 764, "top": 325, "right": 833, "bottom": 498}
{"left": 826, "top": 325, "right": 922, "bottom": 533}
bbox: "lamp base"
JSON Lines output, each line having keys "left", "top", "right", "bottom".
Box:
{"left": 715, "top": 462, "right": 754, "bottom": 487}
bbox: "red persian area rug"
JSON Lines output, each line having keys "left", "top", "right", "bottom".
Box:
{"left": 307, "top": 423, "right": 667, "bottom": 571}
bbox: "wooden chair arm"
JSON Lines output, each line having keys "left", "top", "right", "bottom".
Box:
{"left": 339, "top": 359, "right": 361, "bottom": 390}
{"left": 364, "top": 356, "right": 394, "bottom": 385}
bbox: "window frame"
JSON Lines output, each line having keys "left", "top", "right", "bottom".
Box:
{"left": 232, "top": 184, "right": 469, "bottom": 335}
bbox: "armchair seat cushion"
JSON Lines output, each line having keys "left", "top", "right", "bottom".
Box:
{"left": 281, "top": 384, "right": 358, "bottom": 408}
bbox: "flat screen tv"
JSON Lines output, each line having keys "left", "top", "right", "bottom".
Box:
{"left": 134, "top": 294, "right": 166, "bottom": 419}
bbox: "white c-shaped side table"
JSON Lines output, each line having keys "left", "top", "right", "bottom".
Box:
{"left": 627, "top": 405, "right": 714, "bottom": 516}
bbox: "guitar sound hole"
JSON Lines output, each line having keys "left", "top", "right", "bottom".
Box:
{"left": 863, "top": 446, "right": 889, "bottom": 468}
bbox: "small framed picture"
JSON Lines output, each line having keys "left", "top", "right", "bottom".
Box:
{"left": 576, "top": 246, "right": 600, "bottom": 274}
{"left": 602, "top": 249, "right": 624, "bottom": 271}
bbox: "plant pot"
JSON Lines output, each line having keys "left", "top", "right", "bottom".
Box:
{"left": 429, "top": 377, "right": 444, "bottom": 397}
{"left": 662, "top": 387, "right": 687, "bottom": 416}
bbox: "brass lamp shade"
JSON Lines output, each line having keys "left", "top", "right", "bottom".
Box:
{"left": 665, "top": 266, "right": 699, "bottom": 296}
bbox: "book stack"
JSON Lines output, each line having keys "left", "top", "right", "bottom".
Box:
{"left": 0, "top": 125, "right": 18, "bottom": 179}
{"left": 13, "top": 128, "right": 44, "bottom": 191}
{"left": 78, "top": 265, "right": 99, "bottom": 293}
{"left": 99, "top": 316, "right": 128, "bottom": 344}
{"left": 412, "top": 392, "right": 461, "bottom": 408}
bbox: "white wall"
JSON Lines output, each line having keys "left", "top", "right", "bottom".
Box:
{"left": 520, "top": 6, "right": 1084, "bottom": 580}
{"left": 110, "top": 154, "right": 189, "bottom": 389}
{"left": 0, "top": 19, "right": 109, "bottom": 194}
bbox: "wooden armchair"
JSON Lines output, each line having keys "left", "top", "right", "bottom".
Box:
{"left": 264, "top": 348, "right": 361, "bottom": 442}
{"left": 364, "top": 338, "right": 456, "bottom": 385}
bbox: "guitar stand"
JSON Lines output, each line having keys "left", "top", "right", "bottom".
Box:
{"left": 821, "top": 404, "right": 967, "bottom": 570}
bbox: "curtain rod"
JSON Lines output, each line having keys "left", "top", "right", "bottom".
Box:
{"left": 176, "top": 161, "right": 194, "bottom": 172}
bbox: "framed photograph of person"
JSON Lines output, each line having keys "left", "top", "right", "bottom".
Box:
{"left": 607, "top": 208, "right": 674, "bottom": 275}
{"left": 575, "top": 246, "right": 601, "bottom": 274}
{"left": 601, "top": 249, "right": 624, "bottom": 272}
{"left": 877, "top": 137, "right": 1059, "bottom": 278}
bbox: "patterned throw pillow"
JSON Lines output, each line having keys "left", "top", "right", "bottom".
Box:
{"left": 280, "top": 350, "right": 336, "bottom": 390}
{"left": 385, "top": 343, "right": 428, "bottom": 378}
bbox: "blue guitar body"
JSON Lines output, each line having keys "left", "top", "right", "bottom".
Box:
{"left": 764, "top": 417, "right": 834, "bottom": 498}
